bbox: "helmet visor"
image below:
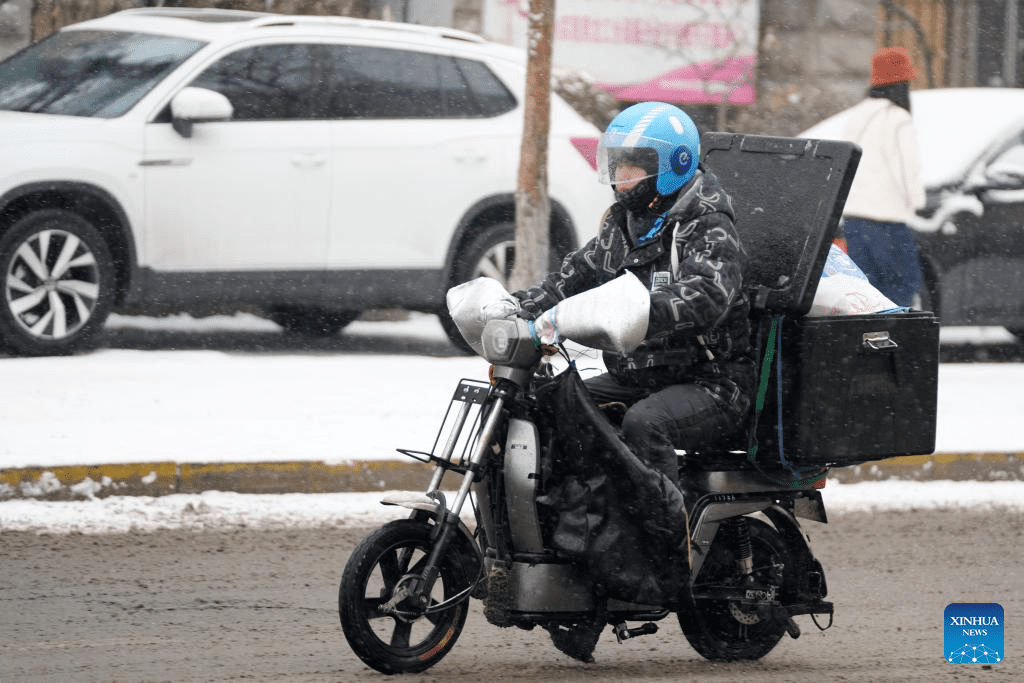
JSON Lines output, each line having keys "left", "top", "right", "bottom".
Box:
{"left": 597, "top": 133, "right": 667, "bottom": 187}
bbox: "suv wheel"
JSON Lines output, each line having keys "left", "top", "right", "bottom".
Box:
{"left": 440, "top": 222, "right": 516, "bottom": 353}
{"left": 457, "top": 222, "right": 518, "bottom": 289}
{"left": 0, "top": 210, "right": 116, "bottom": 356}
{"left": 267, "top": 306, "right": 360, "bottom": 337}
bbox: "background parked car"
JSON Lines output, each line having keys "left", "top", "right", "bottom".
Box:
{"left": 801, "top": 88, "right": 1024, "bottom": 342}
{"left": 0, "top": 7, "right": 610, "bottom": 356}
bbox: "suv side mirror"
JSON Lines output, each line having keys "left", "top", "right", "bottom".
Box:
{"left": 170, "top": 87, "right": 233, "bottom": 138}
{"left": 969, "top": 144, "right": 1024, "bottom": 191}
{"left": 984, "top": 160, "right": 1024, "bottom": 189}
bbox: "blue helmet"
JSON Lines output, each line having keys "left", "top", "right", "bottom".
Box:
{"left": 597, "top": 102, "right": 701, "bottom": 196}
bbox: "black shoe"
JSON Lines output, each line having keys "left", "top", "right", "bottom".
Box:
{"left": 544, "top": 619, "right": 604, "bottom": 663}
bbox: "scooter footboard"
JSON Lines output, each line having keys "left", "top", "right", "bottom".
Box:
{"left": 483, "top": 555, "right": 596, "bottom": 615}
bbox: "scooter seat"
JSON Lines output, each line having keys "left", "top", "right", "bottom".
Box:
{"left": 676, "top": 450, "right": 757, "bottom": 471}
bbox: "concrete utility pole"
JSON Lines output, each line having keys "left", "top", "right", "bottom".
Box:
{"left": 510, "top": 0, "right": 554, "bottom": 292}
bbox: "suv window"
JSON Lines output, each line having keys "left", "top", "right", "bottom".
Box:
{"left": 0, "top": 29, "right": 205, "bottom": 118}
{"left": 456, "top": 58, "right": 518, "bottom": 117}
{"left": 321, "top": 45, "right": 515, "bottom": 119}
{"left": 189, "top": 44, "right": 319, "bottom": 120}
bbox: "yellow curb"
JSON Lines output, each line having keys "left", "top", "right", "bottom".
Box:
{"left": 0, "top": 460, "right": 433, "bottom": 500}
{"left": 176, "top": 460, "right": 432, "bottom": 494}
{"left": 0, "top": 462, "right": 179, "bottom": 498}
{"left": 1, "top": 453, "right": 1022, "bottom": 500}
{"left": 826, "top": 452, "right": 1024, "bottom": 483}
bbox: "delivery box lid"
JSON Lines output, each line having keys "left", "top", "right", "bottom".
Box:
{"left": 701, "top": 133, "right": 861, "bottom": 316}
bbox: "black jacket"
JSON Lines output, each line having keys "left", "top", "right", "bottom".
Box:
{"left": 517, "top": 167, "right": 755, "bottom": 412}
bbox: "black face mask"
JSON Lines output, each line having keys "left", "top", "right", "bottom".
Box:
{"left": 614, "top": 175, "right": 658, "bottom": 212}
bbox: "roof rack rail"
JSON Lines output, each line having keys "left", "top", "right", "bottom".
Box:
{"left": 116, "top": 7, "right": 271, "bottom": 23}
{"left": 104, "top": 8, "right": 486, "bottom": 43}
{"left": 250, "top": 15, "right": 486, "bottom": 44}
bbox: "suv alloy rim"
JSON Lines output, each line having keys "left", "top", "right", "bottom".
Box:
{"left": 5, "top": 229, "right": 101, "bottom": 340}
{"left": 474, "top": 237, "right": 516, "bottom": 288}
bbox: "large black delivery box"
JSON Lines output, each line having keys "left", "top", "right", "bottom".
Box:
{"left": 701, "top": 133, "right": 940, "bottom": 469}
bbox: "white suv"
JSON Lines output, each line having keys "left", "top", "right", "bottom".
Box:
{"left": 0, "top": 7, "right": 609, "bottom": 355}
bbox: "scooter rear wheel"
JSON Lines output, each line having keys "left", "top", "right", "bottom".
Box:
{"left": 339, "top": 519, "right": 471, "bottom": 674}
{"left": 679, "top": 517, "right": 793, "bottom": 661}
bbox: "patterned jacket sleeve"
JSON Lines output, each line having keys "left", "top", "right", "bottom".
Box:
{"left": 646, "top": 207, "right": 746, "bottom": 338}
{"left": 513, "top": 208, "right": 617, "bottom": 317}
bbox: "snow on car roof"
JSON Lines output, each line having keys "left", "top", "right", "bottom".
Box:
{"left": 913, "top": 88, "right": 1024, "bottom": 187}
{"left": 801, "top": 88, "right": 1024, "bottom": 188}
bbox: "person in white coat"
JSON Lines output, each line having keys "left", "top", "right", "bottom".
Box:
{"left": 840, "top": 46, "right": 926, "bottom": 307}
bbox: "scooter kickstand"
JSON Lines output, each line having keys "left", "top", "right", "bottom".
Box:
{"left": 613, "top": 622, "right": 658, "bottom": 643}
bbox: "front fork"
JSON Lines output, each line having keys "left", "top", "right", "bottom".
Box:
{"left": 397, "top": 384, "right": 512, "bottom": 609}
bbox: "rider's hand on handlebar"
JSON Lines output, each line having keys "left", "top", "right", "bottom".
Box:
{"left": 480, "top": 296, "right": 521, "bottom": 322}
{"left": 514, "top": 306, "right": 538, "bottom": 321}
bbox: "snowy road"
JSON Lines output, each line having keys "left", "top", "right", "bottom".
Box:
{"left": 2, "top": 508, "right": 1020, "bottom": 681}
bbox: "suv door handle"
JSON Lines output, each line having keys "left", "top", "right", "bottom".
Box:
{"left": 291, "top": 153, "right": 327, "bottom": 168}
{"left": 454, "top": 149, "right": 487, "bottom": 163}
{"left": 139, "top": 158, "right": 193, "bottom": 167}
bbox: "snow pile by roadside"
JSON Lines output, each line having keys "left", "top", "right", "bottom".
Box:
{"left": 0, "top": 491, "right": 412, "bottom": 534}
{"left": 1, "top": 480, "right": 1022, "bottom": 535}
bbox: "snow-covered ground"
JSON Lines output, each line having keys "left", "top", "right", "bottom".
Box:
{"left": 1, "top": 312, "right": 1021, "bottom": 533}
{"left": 3, "top": 312, "right": 1021, "bottom": 468}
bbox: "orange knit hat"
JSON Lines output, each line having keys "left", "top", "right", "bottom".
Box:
{"left": 871, "top": 47, "right": 918, "bottom": 86}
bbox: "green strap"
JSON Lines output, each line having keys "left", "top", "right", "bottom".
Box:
{"left": 747, "top": 317, "right": 827, "bottom": 488}
{"left": 747, "top": 317, "right": 780, "bottom": 461}
{"left": 755, "top": 317, "right": 779, "bottom": 414}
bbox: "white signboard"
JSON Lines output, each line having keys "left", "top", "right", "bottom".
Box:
{"left": 483, "top": 0, "right": 759, "bottom": 104}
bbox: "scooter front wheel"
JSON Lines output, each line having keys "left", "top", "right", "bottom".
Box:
{"left": 679, "top": 517, "right": 793, "bottom": 661}
{"left": 339, "top": 519, "right": 472, "bottom": 674}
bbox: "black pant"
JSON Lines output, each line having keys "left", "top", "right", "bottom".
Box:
{"left": 584, "top": 373, "right": 745, "bottom": 485}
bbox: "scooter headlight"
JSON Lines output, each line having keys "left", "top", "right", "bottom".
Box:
{"left": 480, "top": 318, "right": 538, "bottom": 367}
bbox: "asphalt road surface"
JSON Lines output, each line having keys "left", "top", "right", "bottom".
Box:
{"left": 2, "top": 508, "right": 1020, "bottom": 682}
